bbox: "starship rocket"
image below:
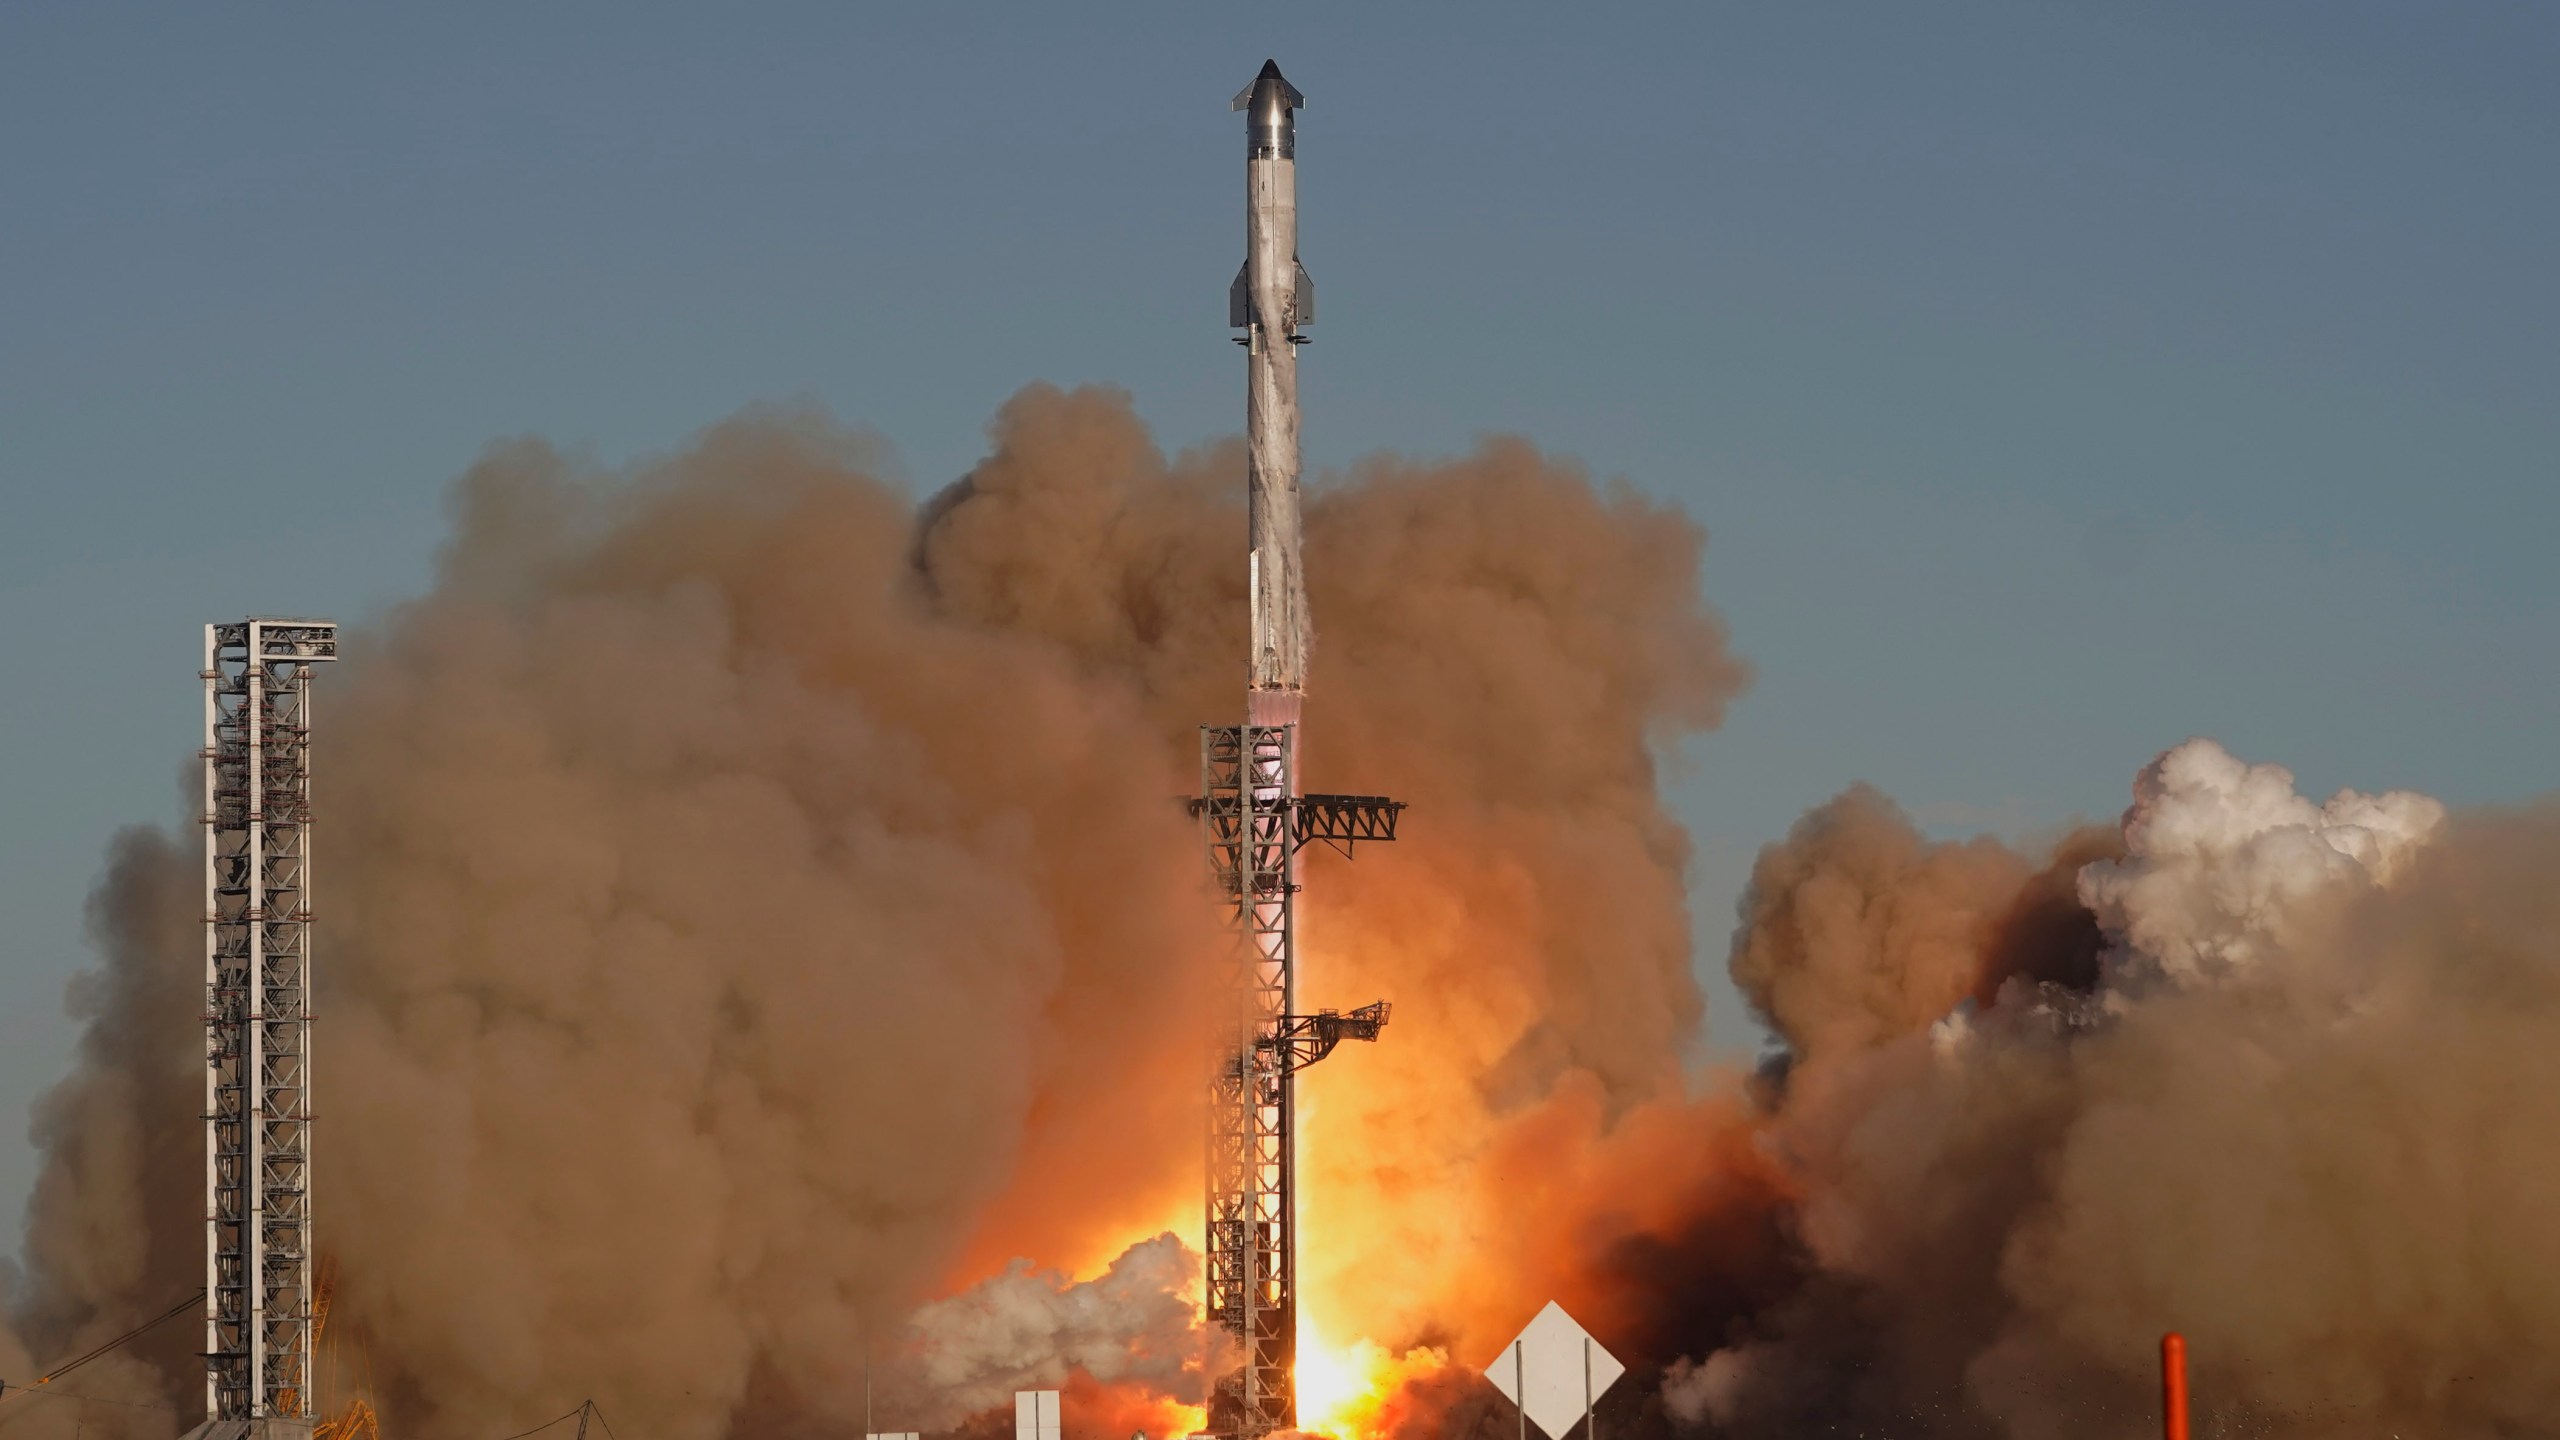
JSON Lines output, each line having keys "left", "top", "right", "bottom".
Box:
{"left": 1231, "top": 59, "right": 1313, "bottom": 723}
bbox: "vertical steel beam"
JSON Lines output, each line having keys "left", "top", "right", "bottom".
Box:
{"left": 1201, "top": 723, "right": 1299, "bottom": 1436}
{"left": 201, "top": 625, "right": 225, "bottom": 1422}
{"left": 203, "top": 619, "right": 334, "bottom": 1427}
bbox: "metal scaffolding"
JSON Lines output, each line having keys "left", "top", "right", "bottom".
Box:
{"left": 202, "top": 619, "right": 337, "bottom": 1430}
{"left": 1196, "top": 723, "right": 1401, "bottom": 1438}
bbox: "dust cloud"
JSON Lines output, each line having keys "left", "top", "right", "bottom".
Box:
{"left": 1673, "top": 742, "right": 2560, "bottom": 1438}
{"left": 0, "top": 383, "right": 1745, "bottom": 1440}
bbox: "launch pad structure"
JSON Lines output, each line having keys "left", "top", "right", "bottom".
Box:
{"left": 1194, "top": 62, "right": 1406, "bottom": 1440}
{"left": 1194, "top": 730, "right": 1401, "bottom": 1438}
{"left": 199, "top": 618, "right": 338, "bottom": 1439}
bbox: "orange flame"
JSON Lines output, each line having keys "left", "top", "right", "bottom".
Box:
{"left": 1294, "top": 1331, "right": 1454, "bottom": 1440}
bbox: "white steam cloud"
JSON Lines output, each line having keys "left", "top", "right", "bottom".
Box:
{"left": 2078, "top": 738, "right": 2446, "bottom": 987}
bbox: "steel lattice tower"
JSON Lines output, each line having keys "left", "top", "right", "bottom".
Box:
{"left": 1195, "top": 60, "right": 1406, "bottom": 1440}
{"left": 202, "top": 619, "right": 337, "bottom": 1430}
{"left": 1196, "top": 728, "right": 1399, "bottom": 1437}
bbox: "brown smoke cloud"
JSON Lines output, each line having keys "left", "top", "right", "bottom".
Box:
{"left": 18, "top": 378, "right": 2560, "bottom": 1440}
{"left": 0, "top": 383, "right": 1747, "bottom": 1440}
{"left": 1677, "top": 744, "right": 2560, "bottom": 1438}
{"left": 1737, "top": 788, "right": 2035, "bottom": 1068}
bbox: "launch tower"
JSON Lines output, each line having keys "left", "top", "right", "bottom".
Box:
{"left": 1195, "top": 61, "right": 1405, "bottom": 1440}
{"left": 202, "top": 618, "right": 338, "bottom": 1433}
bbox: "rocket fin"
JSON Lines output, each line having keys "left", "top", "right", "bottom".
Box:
{"left": 1233, "top": 60, "right": 1305, "bottom": 112}
{"left": 1230, "top": 260, "right": 1314, "bottom": 330}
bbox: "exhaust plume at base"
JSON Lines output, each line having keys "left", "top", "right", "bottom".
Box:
{"left": 0, "top": 383, "right": 1748, "bottom": 1440}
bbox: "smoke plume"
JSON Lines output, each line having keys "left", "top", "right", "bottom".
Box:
{"left": 0, "top": 383, "right": 1746, "bottom": 1440}
{"left": 1730, "top": 786, "right": 2090, "bottom": 1071}
{"left": 29, "top": 373, "right": 2552, "bottom": 1440}
{"left": 1680, "top": 740, "right": 2560, "bottom": 1438}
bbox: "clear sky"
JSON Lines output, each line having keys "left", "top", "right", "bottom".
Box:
{"left": 2, "top": 2, "right": 2554, "bottom": 1235}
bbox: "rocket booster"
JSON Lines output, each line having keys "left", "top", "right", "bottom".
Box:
{"left": 1231, "top": 60, "right": 1313, "bottom": 705}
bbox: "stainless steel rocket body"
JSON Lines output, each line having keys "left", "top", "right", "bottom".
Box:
{"left": 1234, "top": 62, "right": 1311, "bottom": 701}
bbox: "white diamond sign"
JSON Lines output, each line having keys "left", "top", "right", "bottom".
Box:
{"left": 1484, "top": 1301, "right": 1625, "bottom": 1440}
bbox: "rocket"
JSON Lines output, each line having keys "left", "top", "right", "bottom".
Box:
{"left": 1200, "top": 63, "right": 1402, "bottom": 1440}
{"left": 1231, "top": 60, "right": 1313, "bottom": 720}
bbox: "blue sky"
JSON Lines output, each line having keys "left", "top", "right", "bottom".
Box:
{"left": 1, "top": 2, "right": 2554, "bottom": 1234}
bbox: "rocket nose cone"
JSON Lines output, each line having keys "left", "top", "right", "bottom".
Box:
{"left": 1233, "top": 58, "right": 1306, "bottom": 114}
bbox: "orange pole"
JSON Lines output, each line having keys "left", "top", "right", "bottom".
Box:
{"left": 2160, "top": 1333, "right": 2189, "bottom": 1440}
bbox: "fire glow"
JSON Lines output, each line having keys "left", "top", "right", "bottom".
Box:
{"left": 1291, "top": 1330, "right": 1447, "bottom": 1440}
